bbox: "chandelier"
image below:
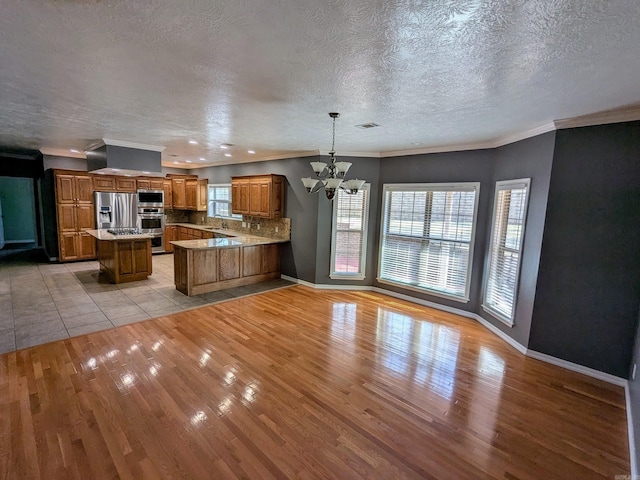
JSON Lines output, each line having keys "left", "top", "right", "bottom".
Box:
{"left": 301, "top": 112, "right": 366, "bottom": 200}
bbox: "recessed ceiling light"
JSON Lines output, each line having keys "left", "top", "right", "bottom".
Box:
{"left": 220, "top": 145, "right": 228, "bottom": 149}
{"left": 70, "top": 149, "right": 79, "bottom": 153}
{"left": 248, "top": 150, "right": 255, "bottom": 154}
{"left": 224, "top": 153, "right": 232, "bottom": 157}
{"left": 189, "top": 140, "right": 198, "bottom": 144}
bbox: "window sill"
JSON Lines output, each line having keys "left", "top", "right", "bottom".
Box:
{"left": 330, "top": 274, "right": 366, "bottom": 281}
{"left": 376, "top": 278, "right": 470, "bottom": 303}
{"left": 481, "top": 304, "right": 514, "bottom": 327}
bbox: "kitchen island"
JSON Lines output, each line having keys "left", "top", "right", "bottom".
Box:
{"left": 87, "top": 230, "right": 153, "bottom": 283}
{"left": 171, "top": 233, "right": 285, "bottom": 296}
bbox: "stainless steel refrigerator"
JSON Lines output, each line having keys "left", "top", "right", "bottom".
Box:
{"left": 94, "top": 192, "right": 138, "bottom": 229}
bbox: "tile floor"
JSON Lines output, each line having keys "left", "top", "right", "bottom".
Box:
{"left": 0, "top": 249, "right": 293, "bottom": 354}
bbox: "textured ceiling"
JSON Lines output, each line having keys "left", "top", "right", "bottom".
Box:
{"left": 1, "top": 0, "right": 640, "bottom": 167}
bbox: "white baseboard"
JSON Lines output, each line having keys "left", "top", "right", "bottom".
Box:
{"left": 474, "top": 315, "right": 528, "bottom": 354}
{"left": 626, "top": 383, "right": 638, "bottom": 478}
{"left": 525, "top": 350, "right": 627, "bottom": 387}
{"left": 281, "top": 275, "right": 373, "bottom": 291}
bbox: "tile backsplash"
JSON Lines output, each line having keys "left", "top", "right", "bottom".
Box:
{"left": 187, "top": 212, "right": 291, "bottom": 240}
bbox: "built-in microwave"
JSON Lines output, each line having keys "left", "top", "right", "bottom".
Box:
{"left": 137, "top": 190, "right": 163, "bottom": 207}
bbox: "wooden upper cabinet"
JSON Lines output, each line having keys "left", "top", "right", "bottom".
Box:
{"left": 115, "top": 176, "right": 136, "bottom": 192}
{"left": 75, "top": 175, "right": 93, "bottom": 203}
{"left": 56, "top": 172, "right": 93, "bottom": 204}
{"left": 57, "top": 204, "right": 77, "bottom": 232}
{"left": 149, "top": 178, "right": 165, "bottom": 190}
{"left": 185, "top": 179, "right": 209, "bottom": 211}
{"left": 137, "top": 178, "right": 151, "bottom": 190}
{"left": 163, "top": 180, "right": 173, "bottom": 208}
{"left": 172, "top": 178, "right": 186, "bottom": 209}
{"left": 93, "top": 175, "right": 116, "bottom": 191}
{"left": 232, "top": 174, "right": 285, "bottom": 218}
{"left": 232, "top": 181, "right": 249, "bottom": 215}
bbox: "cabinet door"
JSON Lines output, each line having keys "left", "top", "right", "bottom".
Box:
{"left": 178, "top": 226, "right": 189, "bottom": 240}
{"left": 231, "top": 179, "right": 250, "bottom": 215}
{"left": 185, "top": 180, "right": 197, "bottom": 210}
{"left": 249, "top": 181, "right": 262, "bottom": 216}
{"left": 150, "top": 179, "right": 165, "bottom": 190}
{"left": 137, "top": 179, "right": 151, "bottom": 190}
{"left": 56, "top": 174, "right": 76, "bottom": 203}
{"left": 197, "top": 179, "right": 208, "bottom": 211}
{"left": 163, "top": 180, "right": 173, "bottom": 208}
{"left": 115, "top": 177, "right": 137, "bottom": 192}
{"left": 172, "top": 179, "right": 186, "bottom": 209}
{"left": 242, "top": 245, "right": 262, "bottom": 277}
{"left": 78, "top": 232, "right": 96, "bottom": 259}
{"left": 258, "top": 181, "right": 271, "bottom": 217}
{"left": 165, "top": 226, "right": 175, "bottom": 252}
{"left": 93, "top": 175, "right": 117, "bottom": 191}
{"left": 59, "top": 233, "right": 79, "bottom": 261}
{"left": 218, "top": 247, "right": 240, "bottom": 280}
{"left": 272, "top": 176, "right": 284, "bottom": 219}
{"left": 75, "top": 175, "right": 94, "bottom": 203}
{"left": 57, "top": 204, "right": 77, "bottom": 232}
{"left": 262, "top": 243, "right": 281, "bottom": 273}
{"left": 76, "top": 204, "right": 95, "bottom": 231}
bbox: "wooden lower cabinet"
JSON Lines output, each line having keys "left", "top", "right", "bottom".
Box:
{"left": 97, "top": 238, "right": 152, "bottom": 283}
{"left": 173, "top": 243, "right": 281, "bottom": 296}
{"left": 165, "top": 226, "right": 178, "bottom": 252}
{"left": 59, "top": 232, "right": 96, "bottom": 261}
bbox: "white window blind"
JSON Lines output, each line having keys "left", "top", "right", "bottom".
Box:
{"left": 330, "top": 185, "right": 370, "bottom": 279}
{"left": 378, "top": 183, "right": 480, "bottom": 301}
{"left": 208, "top": 184, "right": 241, "bottom": 219}
{"left": 483, "top": 179, "right": 531, "bottom": 324}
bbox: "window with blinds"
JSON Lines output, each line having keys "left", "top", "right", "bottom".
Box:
{"left": 482, "top": 179, "right": 531, "bottom": 324}
{"left": 330, "top": 185, "right": 370, "bottom": 279}
{"left": 378, "top": 183, "right": 480, "bottom": 301}
{"left": 208, "top": 184, "right": 242, "bottom": 219}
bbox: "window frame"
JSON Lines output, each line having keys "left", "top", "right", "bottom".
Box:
{"left": 207, "top": 184, "right": 242, "bottom": 220}
{"left": 482, "top": 178, "right": 531, "bottom": 326}
{"left": 330, "top": 183, "right": 370, "bottom": 280}
{"left": 377, "top": 182, "right": 480, "bottom": 302}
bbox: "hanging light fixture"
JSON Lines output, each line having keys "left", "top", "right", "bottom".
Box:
{"left": 301, "top": 112, "right": 366, "bottom": 200}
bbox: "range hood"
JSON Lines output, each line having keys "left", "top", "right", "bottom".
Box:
{"left": 87, "top": 139, "right": 165, "bottom": 176}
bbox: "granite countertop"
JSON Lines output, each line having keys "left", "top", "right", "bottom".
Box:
{"left": 86, "top": 229, "right": 154, "bottom": 241}
{"left": 167, "top": 223, "right": 288, "bottom": 250}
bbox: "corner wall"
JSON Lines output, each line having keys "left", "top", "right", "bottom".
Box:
{"left": 529, "top": 121, "right": 640, "bottom": 377}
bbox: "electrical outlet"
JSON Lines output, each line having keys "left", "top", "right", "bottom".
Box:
{"left": 257, "top": 224, "right": 260, "bottom": 230}
{"left": 242, "top": 222, "right": 246, "bottom": 228}
{"left": 633, "top": 363, "right": 637, "bottom": 380}
{"left": 275, "top": 226, "right": 279, "bottom": 233}
{"left": 201, "top": 216, "right": 204, "bottom": 223}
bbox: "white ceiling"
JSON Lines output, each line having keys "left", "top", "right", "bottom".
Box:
{"left": 1, "top": 0, "right": 640, "bottom": 168}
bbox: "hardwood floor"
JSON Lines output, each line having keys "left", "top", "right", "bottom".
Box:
{"left": 0, "top": 286, "right": 629, "bottom": 479}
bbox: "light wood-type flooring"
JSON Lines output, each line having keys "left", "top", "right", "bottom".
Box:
{"left": 0, "top": 286, "right": 630, "bottom": 479}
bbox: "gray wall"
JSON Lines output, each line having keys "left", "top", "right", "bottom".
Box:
{"left": 43, "top": 155, "right": 87, "bottom": 171}
{"left": 196, "top": 156, "right": 321, "bottom": 283}
{"left": 313, "top": 155, "right": 381, "bottom": 285}
{"left": 529, "top": 122, "right": 640, "bottom": 377}
{"left": 0, "top": 177, "right": 37, "bottom": 242}
{"left": 375, "top": 149, "right": 495, "bottom": 314}
{"left": 479, "top": 132, "right": 556, "bottom": 345}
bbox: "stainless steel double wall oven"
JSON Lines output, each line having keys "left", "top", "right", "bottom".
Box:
{"left": 137, "top": 190, "right": 164, "bottom": 252}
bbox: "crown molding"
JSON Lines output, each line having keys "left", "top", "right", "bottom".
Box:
{"left": 554, "top": 104, "right": 640, "bottom": 130}
{"left": 176, "top": 150, "right": 319, "bottom": 168}
{"left": 102, "top": 138, "right": 165, "bottom": 152}
{"left": 319, "top": 150, "right": 381, "bottom": 158}
{"left": 381, "top": 122, "right": 557, "bottom": 158}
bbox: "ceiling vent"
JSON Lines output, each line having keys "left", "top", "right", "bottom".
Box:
{"left": 355, "top": 122, "right": 380, "bottom": 129}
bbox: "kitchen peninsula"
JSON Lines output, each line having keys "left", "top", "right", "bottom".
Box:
{"left": 171, "top": 229, "right": 286, "bottom": 296}
{"left": 87, "top": 229, "right": 153, "bottom": 283}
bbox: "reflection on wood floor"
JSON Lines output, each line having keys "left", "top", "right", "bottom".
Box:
{"left": 0, "top": 286, "right": 629, "bottom": 479}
